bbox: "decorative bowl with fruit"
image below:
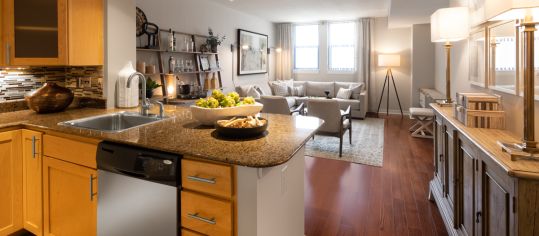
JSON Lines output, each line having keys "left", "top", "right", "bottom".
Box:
{"left": 190, "top": 90, "right": 263, "bottom": 125}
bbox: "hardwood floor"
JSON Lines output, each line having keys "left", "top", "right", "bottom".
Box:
{"left": 305, "top": 115, "right": 448, "bottom": 236}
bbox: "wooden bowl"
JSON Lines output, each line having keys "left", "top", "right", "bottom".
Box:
{"left": 190, "top": 102, "right": 263, "bottom": 126}
{"left": 25, "top": 83, "right": 74, "bottom": 113}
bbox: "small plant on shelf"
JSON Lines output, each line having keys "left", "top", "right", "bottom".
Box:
{"left": 145, "top": 79, "right": 161, "bottom": 98}
{"left": 206, "top": 28, "right": 226, "bottom": 53}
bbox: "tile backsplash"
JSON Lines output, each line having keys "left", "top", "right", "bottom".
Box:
{"left": 0, "top": 66, "right": 103, "bottom": 102}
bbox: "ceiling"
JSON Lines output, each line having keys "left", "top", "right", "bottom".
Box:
{"left": 207, "top": 0, "right": 450, "bottom": 27}
{"left": 388, "top": 0, "right": 448, "bottom": 28}
{"left": 206, "top": 0, "right": 391, "bottom": 23}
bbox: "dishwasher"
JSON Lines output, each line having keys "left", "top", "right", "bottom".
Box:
{"left": 96, "top": 141, "right": 180, "bottom": 236}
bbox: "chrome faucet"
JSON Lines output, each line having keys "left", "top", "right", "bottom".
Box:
{"left": 126, "top": 72, "right": 152, "bottom": 116}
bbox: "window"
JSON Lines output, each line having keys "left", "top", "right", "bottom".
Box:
{"left": 294, "top": 24, "right": 319, "bottom": 70}
{"left": 328, "top": 22, "right": 356, "bottom": 72}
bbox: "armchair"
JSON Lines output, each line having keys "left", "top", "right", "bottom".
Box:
{"left": 260, "top": 96, "right": 304, "bottom": 115}
{"left": 307, "top": 99, "right": 352, "bottom": 157}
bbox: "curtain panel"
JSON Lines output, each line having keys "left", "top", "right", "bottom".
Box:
{"left": 358, "top": 18, "right": 374, "bottom": 111}
{"left": 276, "top": 23, "right": 293, "bottom": 80}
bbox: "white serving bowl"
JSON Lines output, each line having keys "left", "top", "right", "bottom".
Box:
{"left": 190, "top": 102, "right": 264, "bottom": 125}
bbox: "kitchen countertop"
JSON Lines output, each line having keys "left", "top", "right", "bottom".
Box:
{"left": 0, "top": 105, "right": 323, "bottom": 168}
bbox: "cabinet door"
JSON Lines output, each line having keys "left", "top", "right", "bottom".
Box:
{"left": 459, "top": 138, "right": 477, "bottom": 236}
{"left": 434, "top": 119, "right": 445, "bottom": 187}
{"left": 22, "top": 130, "right": 43, "bottom": 236}
{"left": 43, "top": 156, "right": 97, "bottom": 236}
{"left": 67, "top": 0, "right": 103, "bottom": 65}
{"left": 0, "top": 130, "right": 23, "bottom": 235}
{"left": 445, "top": 126, "right": 457, "bottom": 226}
{"left": 0, "top": 0, "right": 5, "bottom": 66}
{"left": 480, "top": 163, "right": 510, "bottom": 236}
{"left": 4, "top": 0, "right": 67, "bottom": 65}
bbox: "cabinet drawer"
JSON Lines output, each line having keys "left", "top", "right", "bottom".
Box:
{"left": 182, "top": 159, "right": 232, "bottom": 198}
{"left": 181, "top": 228, "right": 205, "bottom": 236}
{"left": 181, "top": 191, "right": 232, "bottom": 236}
{"left": 43, "top": 135, "right": 97, "bottom": 169}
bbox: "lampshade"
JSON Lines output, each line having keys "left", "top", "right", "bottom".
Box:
{"left": 485, "top": 0, "right": 539, "bottom": 21}
{"left": 378, "top": 54, "right": 400, "bottom": 67}
{"left": 431, "top": 7, "right": 469, "bottom": 43}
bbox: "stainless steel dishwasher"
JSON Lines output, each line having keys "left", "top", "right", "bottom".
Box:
{"left": 96, "top": 141, "right": 180, "bottom": 236}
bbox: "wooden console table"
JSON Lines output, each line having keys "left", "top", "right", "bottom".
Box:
{"left": 430, "top": 104, "right": 539, "bottom": 236}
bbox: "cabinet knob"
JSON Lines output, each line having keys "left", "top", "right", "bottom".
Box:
{"left": 476, "top": 211, "right": 481, "bottom": 223}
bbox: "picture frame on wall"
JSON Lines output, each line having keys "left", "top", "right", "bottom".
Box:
{"left": 237, "top": 29, "right": 268, "bottom": 75}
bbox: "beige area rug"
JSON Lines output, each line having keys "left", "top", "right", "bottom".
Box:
{"left": 305, "top": 118, "right": 385, "bottom": 167}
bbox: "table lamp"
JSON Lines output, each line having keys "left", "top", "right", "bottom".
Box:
{"left": 493, "top": 5, "right": 539, "bottom": 160}
{"left": 376, "top": 54, "right": 403, "bottom": 116}
{"left": 430, "top": 7, "right": 469, "bottom": 105}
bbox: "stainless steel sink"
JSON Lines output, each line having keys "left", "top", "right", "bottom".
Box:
{"left": 58, "top": 111, "right": 168, "bottom": 132}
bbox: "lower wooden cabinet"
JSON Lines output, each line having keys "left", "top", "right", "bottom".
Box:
{"left": 0, "top": 130, "right": 23, "bottom": 235}
{"left": 43, "top": 156, "right": 97, "bottom": 236}
{"left": 22, "top": 130, "right": 43, "bottom": 236}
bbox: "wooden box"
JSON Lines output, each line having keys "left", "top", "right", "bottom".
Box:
{"left": 454, "top": 105, "right": 505, "bottom": 129}
{"left": 456, "top": 92, "right": 502, "bottom": 110}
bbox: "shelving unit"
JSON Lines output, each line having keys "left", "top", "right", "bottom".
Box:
{"left": 136, "top": 29, "right": 223, "bottom": 103}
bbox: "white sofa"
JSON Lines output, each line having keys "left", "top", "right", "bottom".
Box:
{"left": 237, "top": 80, "right": 367, "bottom": 119}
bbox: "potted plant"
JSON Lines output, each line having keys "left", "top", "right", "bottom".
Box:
{"left": 146, "top": 79, "right": 161, "bottom": 98}
{"left": 206, "top": 28, "right": 226, "bottom": 53}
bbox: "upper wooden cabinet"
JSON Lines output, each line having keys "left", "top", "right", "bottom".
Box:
{"left": 0, "top": 130, "right": 23, "bottom": 236}
{"left": 2, "top": 0, "right": 103, "bottom": 66}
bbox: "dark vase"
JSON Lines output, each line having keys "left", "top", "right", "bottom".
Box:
{"left": 210, "top": 45, "right": 218, "bottom": 53}
{"left": 146, "top": 90, "right": 154, "bottom": 98}
{"left": 25, "top": 83, "right": 74, "bottom": 113}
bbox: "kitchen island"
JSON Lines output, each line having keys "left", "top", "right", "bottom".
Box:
{"left": 0, "top": 105, "right": 323, "bottom": 236}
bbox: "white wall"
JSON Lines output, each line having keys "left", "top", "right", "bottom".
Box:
{"left": 135, "top": 0, "right": 276, "bottom": 94}
{"left": 105, "top": 0, "right": 137, "bottom": 108}
{"left": 370, "top": 17, "right": 412, "bottom": 114}
{"left": 411, "top": 23, "right": 435, "bottom": 107}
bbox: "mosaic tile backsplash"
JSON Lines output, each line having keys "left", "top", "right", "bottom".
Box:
{"left": 0, "top": 66, "right": 103, "bottom": 102}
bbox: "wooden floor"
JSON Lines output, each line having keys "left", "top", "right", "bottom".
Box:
{"left": 304, "top": 115, "right": 448, "bottom": 236}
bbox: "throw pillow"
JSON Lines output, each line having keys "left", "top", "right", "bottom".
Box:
{"left": 254, "top": 86, "right": 265, "bottom": 96}
{"left": 290, "top": 85, "right": 305, "bottom": 97}
{"left": 238, "top": 85, "right": 254, "bottom": 97}
{"left": 272, "top": 83, "right": 289, "bottom": 96}
{"left": 336, "top": 87, "right": 353, "bottom": 99}
{"left": 245, "top": 86, "right": 261, "bottom": 98}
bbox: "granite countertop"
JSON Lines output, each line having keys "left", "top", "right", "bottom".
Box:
{"left": 0, "top": 105, "right": 323, "bottom": 168}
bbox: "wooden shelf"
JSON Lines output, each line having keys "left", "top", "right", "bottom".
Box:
{"left": 137, "top": 48, "right": 217, "bottom": 55}
{"left": 164, "top": 70, "right": 221, "bottom": 75}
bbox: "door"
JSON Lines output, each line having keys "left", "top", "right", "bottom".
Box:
{"left": 459, "top": 138, "right": 476, "bottom": 236}
{"left": 67, "top": 0, "right": 103, "bottom": 65}
{"left": 22, "top": 130, "right": 43, "bottom": 236}
{"left": 445, "top": 125, "right": 457, "bottom": 227}
{"left": 43, "top": 156, "right": 97, "bottom": 236}
{"left": 4, "top": 0, "right": 67, "bottom": 65}
{"left": 0, "top": 130, "right": 23, "bottom": 235}
{"left": 480, "top": 163, "right": 510, "bottom": 236}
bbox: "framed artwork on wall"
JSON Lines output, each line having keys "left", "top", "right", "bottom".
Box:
{"left": 199, "top": 55, "right": 210, "bottom": 71}
{"left": 237, "top": 29, "right": 268, "bottom": 75}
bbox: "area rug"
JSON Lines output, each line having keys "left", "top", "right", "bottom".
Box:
{"left": 305, "top": 118, "right": 385, "bottom": 167}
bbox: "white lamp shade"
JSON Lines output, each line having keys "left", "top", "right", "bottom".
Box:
{"left": 431, "top": 7, "right": 470, "bottom": 43}
{"left": 378, "top": 54, "right": 400, "bottom": 67}
{"left": 485, "top": 0, "right": 539, "bottom": 21}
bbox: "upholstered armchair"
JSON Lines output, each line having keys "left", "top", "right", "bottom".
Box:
{"left": 260, "top": 96, "right": 304, "bottom": 115}
{"left": 307, "top": 99, "right": 352, "bottom": 157}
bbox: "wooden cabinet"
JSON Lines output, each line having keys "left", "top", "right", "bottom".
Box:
{"left": 0, "top": 130, "right": 22, "bottom": 235}
{"left": 479, "top": 159, "right": 513, "bottom": 236}
{"left": 445, "top": 123, "right": 457, "bottom": 225}
{"left": 22, "top": 130, "right": 43, "bottom": 236}
{"left": 0, "top": 0, "right": 5, "bottom": 66}
{"left": 181, "top": 158, "right": 235, "bottom": 236}
{"left": 2, "top": 0, "right": 103, "bottom": 66}
{"left": 43, "top": 156, "right": 97, "bottom": 236}
{"left": 458, "top": 135, "right": 478, "bottom": 236}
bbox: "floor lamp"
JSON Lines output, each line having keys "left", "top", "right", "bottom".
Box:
{"left": 430, "top": 7, "right": 469, "bottom": 106}
{"left": 376, "top": 54, "right": 403, "bottom": 116}
{"left": 493, "top": 6, "right": 539, "bottom": 160}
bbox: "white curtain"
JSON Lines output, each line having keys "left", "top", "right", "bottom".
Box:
{"left": 276, "top": 23, "right": 293, "bottom": 81}
{"left": 357, "top": 18, "right": 374, "bottom": 109}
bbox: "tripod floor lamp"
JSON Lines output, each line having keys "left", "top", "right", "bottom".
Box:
{"left": 430, "top": 7, "right": 469, "bottom": 105}
{"left": 376, "top": 54, "right": 403, "bottom": 116}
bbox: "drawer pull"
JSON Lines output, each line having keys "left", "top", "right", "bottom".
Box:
{"left": 187, "top": 175, "right": 216, "bottom": 184}
{"left": 188, "top": 213, "right": 216, "bottom": 225}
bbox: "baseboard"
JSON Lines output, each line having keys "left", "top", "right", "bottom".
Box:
{"left": 429, "top": 179, "right": 460, "bottom": 236}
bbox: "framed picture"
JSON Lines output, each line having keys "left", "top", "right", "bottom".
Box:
{"left": 199, "top": 55, "right": 211, "bottom": 71}
{"left": 237, "top": 29, "right": 268, "bottom": 75}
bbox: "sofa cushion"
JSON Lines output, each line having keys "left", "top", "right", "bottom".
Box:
{"left": 332, "top": 98, "right": 360, "bottom": 110}
{"left": 290, "top": 85, "right": 305, "bottom": 97}
{"left": 293, "top": 81, "right": 307, "bottom": 88}
{"left": 306, "top": 82, "right": 335, "bottom": 97}
{"left": 336, "top": 87, "right": 353, "bottom": 99}
{"left": 237, "top": 85, "right": 261, "bottom": 98}
{"left": 268, "top": 79, "right": 294, "bottom": 96}
{"left": 285, "top": 97, "right": 296, "bottom": 108}
{"left": 335, "top": 82, "right": 364, "bottom": 99}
